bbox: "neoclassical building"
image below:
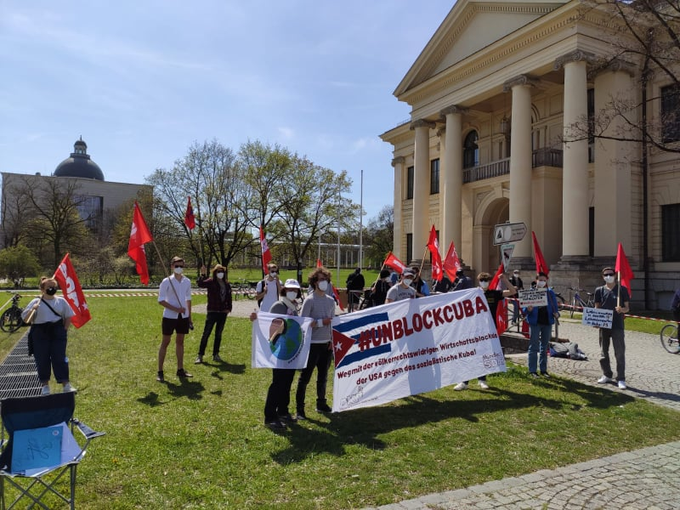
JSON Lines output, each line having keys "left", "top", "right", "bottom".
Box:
{"left": 380, "top": 0, "right": 680, "bottom": 310}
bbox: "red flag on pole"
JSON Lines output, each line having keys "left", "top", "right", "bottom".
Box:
{"left": 260, "top": 225, "right": 272, "bottom": 273}
{"left": 488, "top": 264, "right": 508, "bottom": 335}
{"left": 128, "top": 202, "right": 153, "bottom": 285}
{"left": 532, "top": 231, "right": 549, "bottom": 276}
{"left": 426, "top": 226, "right": 443, "bottom": 282}
{"left": 53, "top": 253, "right": 91, "bottom": 329}
{"left": 442, "top": 241, "right": 461, "bottom": 281}
{"left": 615, "top": 242, "right": 634, "bottom": 296}
{"left": 383, "top": 252, "right": 407, "bottom": 274}
{"left": 316, "top": 259, "right": 322, "bottom": 268}
{"left": 184, "top": 196, "right": 196, "bottom": 230}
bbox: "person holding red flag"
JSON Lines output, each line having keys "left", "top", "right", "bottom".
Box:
{"left": 454, "top": 269, "right": 516, "bottom": 391}
{"left": 594, "top": 266, "right": 630, "bottom": 390}
{"left": 21, "top": 276, "right": 76, "bottom": 395}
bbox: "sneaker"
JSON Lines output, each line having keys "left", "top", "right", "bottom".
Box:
{"left": 454, "top": 382, "right": 468, "bottom": 391}
{"left": 529, "top": 372, "right": 540, "bottom": 379}
{"left": 212, "top": 354, "right": 223, "bottom": 362}
{"left": 176, "top": 369, "right": 193, "bottom": 378}
{"left": 479, "top": 381, "right": 490, "bottom": 390}
{"left": 62, "top": 382, "right": 77, "bottom": 393}
{"left": 597, "top": 376, "right": 614, "bottom": 384}
{"left": 279, "top": 413, "right": 297, "bottom": 423}
{"left": 541, "top": 372, "right": 551, "bottom": 378}
{"left": 194, "top": 355, "right": 203, "bottom": 364}
{"left": 266, "top": 420, "right": 285, "bottom": 430}
{"left": 156, "top": 371, "right": 164, "bottom": 382}
{"left": 295, "top": 410, "right": 307, "bottom": 421}
{"left": 617, "top": 380, "right": 627, "bottom": 390}
{"left": 316, "top": 403, "right": 332, "bottom": 413}
{"left": 40, "top": 385, "right": 50, "bottom": 396}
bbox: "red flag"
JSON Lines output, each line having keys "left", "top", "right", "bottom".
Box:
{"left": 184, "top": 196, "right": 196, "bottom": 230}
{"left": 489, "top": 263, "right": 505, "bottom": 289}
{"left": 333, "top": 285, "right": 345, "bottom": 311}
{"left": 442, "top": 241, "right": 461, "bottom": 281}
{"left": 383, "top": 252, "right": 406, "bottom": 274}
{"left": 615, "top": 242, "right": 634, "bottom": 296}
{"left": 426, "top": 226, "right": 443, "bottom": 282}
{"left": 53, "top": 253, "right": 91, "bottom": 328}
{"left": 488, "top": 263, "right": 508, "bottom": 335}
{"left": 316, "top": 259, "right": 322, "bottom": 268}
{"left": 260, "top": 225, "right": 272, "bottom": 272}
{"left": 532, "top": 231, "right": 549, "bottom": 276}
{"left": 128, "top": 202, "right": 153, "bottom": 285}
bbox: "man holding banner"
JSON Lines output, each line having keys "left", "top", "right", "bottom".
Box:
{"left": 522, "top": 272, "right": 559, "bottom": 378}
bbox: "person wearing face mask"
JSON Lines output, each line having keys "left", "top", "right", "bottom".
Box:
{"left": 295, "top": 267, "right": 336, "bottom": 419}
{"left": 195, "top": 264, "right": 233, "bottom": 364}
{"left": 594, "top": 266, "right": 630, "bottom": 389}
{"left": 522, "top": 272, "right": 559, "bottom": 378}
{"left": 256, "top": 262, "right": 282, "bottom": 313}
{"left": 385, "top": 269, "right": 417, "bottom": 303}
{"left": 454, "top": 271, "right": 516, "bottom": 391}
{"left": 509, "top": 270, "right": 524, "bottom": 325}
{"left": 369, "top": 269, "right": 392, "bottom": 306}
{"left": 157, "top": 256, "right": 193, "bottom": 382}
{"left": 452, "top": 269, "right": 474, "bottom": 291}
{"left": 21, "top": 276, "right": 76, "bottom": 395}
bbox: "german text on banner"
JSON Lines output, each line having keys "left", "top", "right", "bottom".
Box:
{"left": 53, "top": 253, "right": 91, "bottom": 328}
{"left": 251, "top": 312, "right": 314, "bottom": 369}
{"left": 331, "top": 288, "right": 506, "bottom": 412}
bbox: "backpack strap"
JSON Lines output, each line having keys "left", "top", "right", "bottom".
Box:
{"left": 40, "top": 298, "right": 63, "bottom": 320}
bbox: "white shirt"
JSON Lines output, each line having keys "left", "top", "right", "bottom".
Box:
{"left": 158, "top": 275, "right": 192, "bottom": 319}
{"left": 258, "top": 278, "right": 281, "bottom": 312}
{"left": 22, "top": 296, "right": 74, "bottom": 324}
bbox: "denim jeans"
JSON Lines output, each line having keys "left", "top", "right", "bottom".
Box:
{"left": 31, "top": 320, "right": 69, "bottom": 383}
{"left": 528, "top": 323, "right": 552, "bottom": 374}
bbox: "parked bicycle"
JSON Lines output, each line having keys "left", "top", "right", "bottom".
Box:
{"left": 660, "top": 322, "right": 680, "bottom": 354}
{"left": 567, "top": 287, "right": 595, "bottom": 318}
{"left": 0, "top": 294, "right": 24, "bottom": 333}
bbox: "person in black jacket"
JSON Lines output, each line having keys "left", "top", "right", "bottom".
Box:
{"left": 195, "top": 264, "right": 232, "bottom": 364}
{"left": 370, "top": 269, "right": 392, "bottom": 306}
{"left": 346, "top": 267, "right": 365, "bottom": 311}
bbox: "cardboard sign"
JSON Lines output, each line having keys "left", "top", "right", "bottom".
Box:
{"left": 582, "top": 307, "right": 613, "bottom": 328}
{"left": 518, "top": 288, "right": 548, "bottom": 307}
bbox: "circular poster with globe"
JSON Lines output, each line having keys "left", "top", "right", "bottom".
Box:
{"left": 268, "top": 317, "right": 303, "bottom": 361}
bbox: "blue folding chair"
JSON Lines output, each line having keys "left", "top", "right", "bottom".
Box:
{"left": 0, "top": 392, "right": 104, "bottom": 509}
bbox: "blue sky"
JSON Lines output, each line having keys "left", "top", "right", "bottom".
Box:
{"left": 0, "top": 1, "right": 452, "bottom": 221}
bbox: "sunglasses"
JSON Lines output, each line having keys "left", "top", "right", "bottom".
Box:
{"left": 174, "top": 265, "right": 184, "bottom": 268}
{"left": 603, "top": 273, "right": 615, "bottom": 277}
{"left": 479, "top": 278, "right": 490, "bottom": 282}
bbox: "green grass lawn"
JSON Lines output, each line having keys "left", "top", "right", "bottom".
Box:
{"left": 3, "top": 295, "right": 680, "bottom": 509}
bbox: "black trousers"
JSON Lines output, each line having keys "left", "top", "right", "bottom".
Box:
{"left": 264, "top": 369, "right": 296, "bottom": 422}
{"left": 296, "top": 342, "right": 332, "bottom": 411}
{"left": 198, "top": 312, "right": 228, "bottom": 356}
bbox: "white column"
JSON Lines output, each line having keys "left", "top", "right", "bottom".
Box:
{"left": 505, "top": 77, "right": 534, "bottom": 258}
{"left": 594, "top": 66, "right": 635, "bottom": 256}
{"left": 441, "top": 106, "right": 465, "bottom": 254}
{"left": 411, "top": 119, "right": 435, "bottom": 261}
{"left": 558, "top": 56, "right": 590, "bottom": 256}
{"left": 392, "top": 156, "right": 405, "bottom": 260}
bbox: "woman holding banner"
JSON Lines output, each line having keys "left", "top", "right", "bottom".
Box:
{"left": 21, "top": 276, "right": 75, "bottom": 395}
{"left": 523, "top": 272, "right": 560, "bottom": 378}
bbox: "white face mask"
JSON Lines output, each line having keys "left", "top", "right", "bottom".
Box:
{"left": 403, "top": 278, "right": 413, "bottom": 286}
{"left": 286, "top": 291, "right": 298, "bottom": 301}
{"left": 216, "top": 272, "right": 225, "bottom": 279}
{"left": 317, "top": 280, "right": 329, "bottom": 292}
{"left": 604, "top": 275, "right": 615, "bottom": 284}
{"left": 174, "top": 267, "right": 183, "bottom": 275}
{"left": 479, "top": 281, "right": 489, "bottom": 290}
{"left": 270, "top": 271, "right": 277, "bottom": 277}
{"left": 536, "top": 280, "right": 547, "bottom": 288}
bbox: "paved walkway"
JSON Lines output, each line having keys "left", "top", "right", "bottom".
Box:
{"left": 365, "top": 319, "right": 680, "bottom": 509}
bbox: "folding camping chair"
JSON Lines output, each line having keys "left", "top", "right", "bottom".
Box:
{"left": 0, "top": 392, "right": 104, "bottom": 509}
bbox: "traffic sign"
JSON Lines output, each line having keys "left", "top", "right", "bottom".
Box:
{"left": 493, "top": 222, "right": 527, "bottom": 246}
{"left": 501, "top": 243, "right": 515, "bottom": 271}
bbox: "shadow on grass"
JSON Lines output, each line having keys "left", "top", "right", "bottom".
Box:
{"left": 628, "top": 387, "right": 680, "bottom": 403}
{"left": 137, "top": 379, "right": 206, "bottom": 405}
{"left": 270, "top": 370, "right": 636, "bottom": 465}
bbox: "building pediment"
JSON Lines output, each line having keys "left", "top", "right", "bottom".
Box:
{"left": 394, "top": 0, "right": 568, "bottom": 98}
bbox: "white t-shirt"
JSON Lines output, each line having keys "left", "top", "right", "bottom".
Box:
{"left": 158, "top": 275, "right": 192, "bottom": 319}
{"left": 257, "top": 278, "right": 281, "bottom": 312}
{"left": 386, "top": 284, "right": 416, "bottom": 302}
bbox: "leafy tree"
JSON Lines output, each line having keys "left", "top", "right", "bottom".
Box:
{"left": 364, "top": 205, "right": 394, "bottom": 268}
{"left": 0, "top": 245, "right": 41, "bottom": 285}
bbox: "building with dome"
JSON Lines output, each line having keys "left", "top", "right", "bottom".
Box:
{"left": 1, "top": 138, "right": 151, "bottom": 247}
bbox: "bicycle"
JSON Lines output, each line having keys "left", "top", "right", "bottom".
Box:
{"left": 0, "top": 294, "right": 24, "bottom": 333}
{"left": 567, "top": 287, "right": 595, "bottom": 318}
{"left": 660, "top": 322, "right": 680, "bottom": 354}
{"left": 347, "top": 290, "right": 364, "bottom": 313}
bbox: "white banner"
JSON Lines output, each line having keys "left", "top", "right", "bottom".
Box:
{"left": 518, "top": 288, "right": 548, "bottom": 307}
{"left": 251, "top": 312, "right": 314, "bottom": 369}
{"left": 331, "top": 288, "right": 506, "bottom": 412}
{"left": 581, "top": 307, "right": 613, "bottom": 328}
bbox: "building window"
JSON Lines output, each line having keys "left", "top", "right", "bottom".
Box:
{"left": 406, "top": 166, "right": 414, "bottom": 200}
{"left": 75, "top": 195, "right": 103, "bottom": 232}
{"left": 406, "top": 233, "right": 413, "bottom": 265}
{"left": 430, "top": 158, "right": 440, "bottom": 195}
{"left": 662, "top": 203, "right": 680, "bottom": 261}
{"left": 587, "top": 88, "right": 595, "bottom": 163}
{"left": 463, "top": 131, "right": 479, "bottom": 169}
{"left": 661, "top": 85, "right": 680, "bottom": 143}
